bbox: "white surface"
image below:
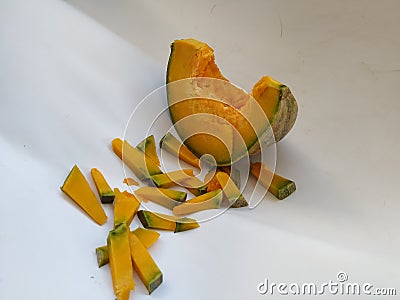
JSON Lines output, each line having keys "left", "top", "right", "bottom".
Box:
{"left": 1, "top": 0, "right": 400, "bottom": 299}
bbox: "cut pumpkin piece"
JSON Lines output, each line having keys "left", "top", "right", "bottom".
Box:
{"left": 151, "top": 169, "right": 206, "bottom": 196}
{"left": 91, "top": 168, "right": 115, "bottom": 204}
{"left": 112, "top": 138, "right": 163, "bottom": 181}
{"left": 129, "top": 232, "right": 163, "bottom": 294}
{"left": 160, "top": 132, "right": 200, "bottom": 168}
{"left": 134, "top": 187, "right": 187, "bottom": 210}
{"left": 137, "top": 210, "right": 199, "bottom": 233}
{"left": 113, "top": 188, "right": 141, "bottom": 227}
{"left": 136, "top": 135, "right": 161, "bottom": 166}
{"left": 250, "top": 162, "right": 296, "bottom": 200}
{"left": 173, "top": 189, "right": 222, "bottom": 215}
{"left": 96, "top": 228, "right": 160, "bottom": 268}
{"left": 215, "top": 171, "right": 248, "bottom": 208}
{"left": 107, "top": 223, "right": 134, "bottom": 300}
{"left": 166, "top": 38, "right": 298, "bottom": 165}
{"left": 131, "top": 227, "right": 160, "bottom": 249}
{"left": 95, "top": 245, "right": 109, "bottom": 268}
{"left": 123, "top": 177, "right": 139, "bottom": 186}
{"left": 60, "top": 165, "right": 107, "bottom": 225}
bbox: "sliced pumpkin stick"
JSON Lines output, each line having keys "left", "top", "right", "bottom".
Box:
{"left": 151, "top": 169, "right": 194, "bottom": 188}
{"left": 215, "top": 171, "right": 248, "bottom": 208}
{"left": 137, "top": 210, "right": 199, "bottom": 233}
{"left": 91, "top": 168, "right": 115, "bottom": 204}
{"left": 129, "top": 232, "right": 163, "bottom": 294}
{"left": 60, "top": 165, "right": 107, "bottom": 225}
{"left": 123, "top": 177, "right": 139, "bottom": 186}
{"left": 151, "top": 169, "right": 206, "bottom": 196}
{"left": 131, "top": 227, "right": 160, "bottom": 249}
{"left": 95, "top": 245, "right": 109, "bottom": 268}
{"left": 136, "top": 135, "right": 161, "bottom": 166}
{"left": 96, "top": 228, "right": 160, "bottom": 268}
{"left": 107, "top": 223, "right": 135, "bottom": 300}
{"left": 134, "top": 187, "right": 187, "bottom": 210}
{"left": 160, "top": 132, "right": 201, "bottom": 168}
{"left": 112, "top": 138, "right": 163, "bottom": 181}
{"left": 250, "top": 162, "right": 296, "bottom": 200}
{"left": 173, "top": 189, "right": 222, "bottom": 216}
{"left": 113, "top": 188, "right": 141, "bottom": 228}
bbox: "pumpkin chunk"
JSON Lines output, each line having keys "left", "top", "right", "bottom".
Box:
{"left": 134, "top": 187, "right": 187, "bottom": 210}
{"left": 131, "top": 227, "right": 160, "bottom": 249}
{"left": 160, "top": 132, "right": 200, "bottom": 168}
{"left": 172, "top": 189, "right": 222, "bottom": 215}
{"left": 123, "top": 177, "right": 139, "bottom": 186}
{"left": 137, "top": 210, "right": 199, "bottom": 233}
{"left": 96, "top": 228, "right": 160, "bottom": 268}
{"left": 250, "top": 162, "right": 296, "bottom": 200}
{"left": 107, "top": 224, "right": 134, "bottom": 300}
{"left": 60, "top": 165, "right": 107, "bottom": 225}
{"left": 215, "top": 171, "right": 248, "bottom": 208}
{"left": 112, "top": 138, "right": 163, "bottom": 181}
{"left": 129, "top": 233, "right": 163, "bottom": 294}
{"left": 91, "top": 168, "right": 115, "bottom": 204}
{"left": 136, "top": 135, "right": 161, "bottom": 166}
{"left": 113, "top": 188, "right": 141, "bottom": 227}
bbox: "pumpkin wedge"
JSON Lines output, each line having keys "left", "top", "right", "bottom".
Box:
{"left": 215, "top": 171, "right": 248, "bottom": 208}
{"left": 136, "top": 135, "right": 161, "bottom": 166}
{"left": 112, "top": 138, "right": 163, "bottom": 181}
{"left": 134, "top": 187, "right": 187, "bottom": 210}
{"left": 250, "top": 162, "right": 296, "bottom": 200}
{"left": 160, "top": 132, "right": 200, "bottom": 168}
{"left": 166, "top": 38, "right": 298, "bottom": 165}
{"left": 107, "top": 224, "right": 134, "bottom": 300}
{"left": 129, "top": 233, "right": 163, "bottom": 294}
{"left": 113, "top": 188, "right": 141, "bottom": 227}
{"left": 172, "top": 189, "right": 222, "bottom": 215}
{"left": 61, "top": 165, "right": 107, "bottom": 225}
{"left": 91, "top": 168, "right": 115, "bottom": 204}
{"left": 96, "top": 228, "right": 160, "bottom": 268}
{"left": 137, "top": 210, "right": 199, "bottom": 233}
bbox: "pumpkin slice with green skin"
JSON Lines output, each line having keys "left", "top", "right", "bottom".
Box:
{"left": 137, "top": 210, "right": 199, "bottom": 233}
{"left": 129, "top": 232, "right": 163, "bottom": 294}
{"left": 172, "top": 189, "right": 222, "bottom": 216}
{"left": 215, "top": 171, "right": 248, "bottom": 208}
{"left": 60, "top": 165, "right": 107, "bottom": 225}
{"left": 134, "top": 187, "right": 187, "bottom": 210}
{"left": 151, "top": 169, "right": 206, "bottom": 196}
{"left": 112, "top": 138, "right": 163, "bottom": 181}
{"left": 107, "top": 223, "right": 135, "bottom": 300}
{"left": 113, "top": 188, "right": 141, "bottom": 227}
{"left": 96, "top": 228, "right": 160, "bottom": 268}
{"left": 136, "top": 135, "right": 161, "bottom": 166}
{"left": 91, "top": 168, "right": 115, "bottom": 204}
{"left": 166, "top": 38, "right": 298, "bottom": 165}
{"left": 250, "top": 162, "right": 296, "bottom": 200}
{"left": 204, "top": 166, "right": 241, "bottom": 192}
{"left": 160, "top": 132, "right": 200, "bottom": 168}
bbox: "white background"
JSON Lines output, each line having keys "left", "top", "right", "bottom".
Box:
{"left": 1, "top": 0, "right": 399, "bottom": 299}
